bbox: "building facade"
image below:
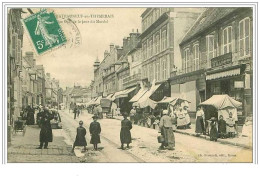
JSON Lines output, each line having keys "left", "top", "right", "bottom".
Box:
{"left": 7, "top": 8, "right": 24, "bottom": 124}
{"left": 177, "top": 7, "right": 253, "bottom": 116}
{"left": 140, "top": 8, "right": 203, "bottom": 102}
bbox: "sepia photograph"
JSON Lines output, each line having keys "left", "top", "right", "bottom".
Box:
{"left": 4, "top": 5, "right": 255, "bottom": 163}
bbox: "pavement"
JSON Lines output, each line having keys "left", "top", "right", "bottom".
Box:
{"left": 63, "top": 110, "right": 252, "bottom": 163}
{"left": 7, "top": 125, "right": 80, "bottom": 163}
{"left": 111, "top": 115, "right": 253, "bottom": 149}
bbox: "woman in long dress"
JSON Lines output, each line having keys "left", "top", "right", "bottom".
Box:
{"left": 195, "top": 106, "right": 205, "bottom": 135}
{"left": 226, "top": 112, "right": 236, "bottom": 138}
{"left": 120, "top": 113, "right": 132, "bottom": 150}
{"left": 89, "top": 115, "right": 101, "bottom": 150}
{"left": 159, "top": 110, "right": 175, "bottom": 150}
{"left": 177, "top": 107, "right": 187, "bottom": 129}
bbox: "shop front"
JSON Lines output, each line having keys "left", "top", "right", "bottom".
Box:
{"left": 169, "top": 70, "right": 206, "bottom": 115}
{"left": 206, "top": 64, "right": 251, "bottom": 118}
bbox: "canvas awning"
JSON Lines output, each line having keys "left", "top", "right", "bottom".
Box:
{"left": 206, "top": 68, "right": 240, "bottom": 80}
{"left": 135, "top": 84, "right": 161, "bottom": 109}
{"left": 114, "top": 87, "right": 136, "bottom": 99}
{"left": 106, "top": 93, "right": 114, "bottom": 100}
{"left": 93, "top": 96, "right": 102, "bottom": 105}
{"left": 129, "top": 88, "right": 148, "bottom": 102}
{"left": 200, "top": 94, "right": 242, "bottom": 110}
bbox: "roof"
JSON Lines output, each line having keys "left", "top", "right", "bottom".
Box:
{"left": 180, "top": 7, "right": 240, "bottom": 45}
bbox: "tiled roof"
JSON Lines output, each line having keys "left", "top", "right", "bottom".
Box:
{"left": 180, "top": 7, "right": 240, "bottom": 45}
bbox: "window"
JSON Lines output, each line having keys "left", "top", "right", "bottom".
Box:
{"left": 155, "top": 34, "right": 160, "bottom": 54}
{"left": 155, "top": 8, "right": 160, "bottom": 20}
{"left": 143, "top": 42, "right": 147, "bottom": 59}
{"left": 149, "top": 64, "right": 154, "bottom": 81}
{"left": 162, "top": 30, "right": 167, "bottom": 50}
{"left": 223, "top": 26, "right": 232, "bottom": 54}
{"left": 193, "top": 44, "right": 199, "bottom": 70}
{"left": 206, "top": 35, "right": 215, "bottom": 67}
{"left": 239, "top": 17, "right": 250, "bottom": 57}
{"left": 184, "top": 48, "right": 190, "bottom": 73}
{"left": 162, "top": 59, "right": 167, "bottom": 80}
{"left": 149, "top": 38, "right": 153, "bottom": 57}
{"left": 155, "top": 62, "right": 160, "bottom": 81}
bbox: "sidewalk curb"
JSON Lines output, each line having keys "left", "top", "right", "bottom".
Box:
{"left": 113, "top": 116, "right": 252, "bottom": 150}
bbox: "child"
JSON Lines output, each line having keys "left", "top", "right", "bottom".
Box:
{"left": 89, "top": 115, "right": 101, "bottom": 151}
{"left": 72, "top": 120, "right": 87, "bottom": 153}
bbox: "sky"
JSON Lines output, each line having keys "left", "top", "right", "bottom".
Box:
{"left": 22, "top": 8, "right": 145, "bottom": 89}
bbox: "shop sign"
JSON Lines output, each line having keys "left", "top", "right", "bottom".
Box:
{"left": 211, "top": 52, "right": 232, "bottom": 68}
{"left": 234, "top": 81, "right": 244, "bottom": 88}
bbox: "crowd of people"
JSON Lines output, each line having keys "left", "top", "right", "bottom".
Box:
{"left": 195, "top": 106, "right": 238, "bottom": 141}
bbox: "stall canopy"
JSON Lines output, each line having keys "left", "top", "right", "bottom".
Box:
{"left": 157, "top": 96, "right": 190, "bottom": 107}
{"left": 200, "top": 94, "right": 242, "bottom": 109}
{"left": 135, "top": 84, "right": 161, "bottom": 109}
{"left": 200, "top": 94, "right": 242, "bottom": 121}
{"left": 113, "top": 87, "right": 136, "bottom": 100}
{"left": 129, "top": 88, "right": 148, "bottom": 102}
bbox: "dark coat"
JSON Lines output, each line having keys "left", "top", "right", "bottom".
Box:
{"left": 218, "top": 119, "right": 226, "bottom": 134}
{"left": 36, "top": 111, "right": 44, "bottom": 126}
{"left": 40, "top": 111, "right": 53, "bottom": 142}
{"left": 120, "top": 119, "right": 132, "bottom": 144}
{"left": 210, "top": 122, "right": 218, "bottom": 141}
{"left": 74, "top": 127, "right": 87, "bottom": 146}
{"left": 89, "top": 121, "right": 101, "bottom": 144}
{"left": 26, "top": 108, "right": 35, "bottom": 125}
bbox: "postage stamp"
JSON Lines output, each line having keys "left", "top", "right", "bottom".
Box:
{"left": 23, "top": 9, "right": 67, "bottom": 54}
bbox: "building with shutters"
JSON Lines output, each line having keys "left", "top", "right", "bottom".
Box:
{"left": 140, "top": 8, "right": 203, "bottom": 102}
{"left": 7, "top": 8, "right": 24, "bottom": 124}
{"left": 176, "top": 7, "right": 253, "bottom": 117}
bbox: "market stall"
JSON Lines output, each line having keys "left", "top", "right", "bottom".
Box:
{"left": 200, "top": 94, "right": 242, "bottom": 135}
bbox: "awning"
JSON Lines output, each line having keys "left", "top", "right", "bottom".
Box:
{"left": 106, "top": 93, "right": 114, "bottom": 100}
{"left": 93, "top": 96, "right": 102, "bottom": 105}
{"left": 206, "top": 68, "right": 240, "bottom": 80}
{"left": 129, "top": 88, "right": 148, "bottom": 102}
{"left": 114, "top": 87, "right": 136, "bottom": 99}
{"left": 136, "top": 84, "right": 161, "bottom": 109}
{"left": 200, "top": 94, "right": 242, "bottom": 110}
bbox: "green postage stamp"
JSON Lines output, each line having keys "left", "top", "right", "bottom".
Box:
{"left": 23, "top": 9, "right": 67, "bottom": 54}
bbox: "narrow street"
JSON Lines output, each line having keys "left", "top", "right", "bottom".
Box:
{"left": 60, "top": 110, "right": 252, "bottom": 163}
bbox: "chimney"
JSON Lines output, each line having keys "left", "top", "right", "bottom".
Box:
{"left": 110, "top": 43, "right": 114, "bottom": 53}
{"left": 25, "top": 51, "right": 34, "bottom": 67}
{"left": 104, "top": 50, "right": 109, "bottom": 58}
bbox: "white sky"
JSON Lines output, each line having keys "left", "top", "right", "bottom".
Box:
{"left": 22, "top": 8, "right": 145, "bottom": 88}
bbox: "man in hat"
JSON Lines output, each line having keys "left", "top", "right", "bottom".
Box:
{"left": 72, "top": 120, "right": 87, "bottom": 153}
{"left": 120, "top": 112, "right": 132, "bottom": 150}
{"left": 159, "top": 110, "right": 175, "bottom": 150}
{"left": 89, "top": 115, "right": 101, "bottom": 151}
{"left": 37, "top": 107, "right": 53, "bottom": 149}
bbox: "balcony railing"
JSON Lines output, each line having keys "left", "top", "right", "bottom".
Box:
{"left": 170, "top": 49, "right": 252, "bottom": 77}
{"left": 122, "top": 73, "right": 141, "bottom": 88}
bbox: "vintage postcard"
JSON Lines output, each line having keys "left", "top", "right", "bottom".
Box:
{"left": 5, "top": 6, "right": 254, "bottom": 163}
